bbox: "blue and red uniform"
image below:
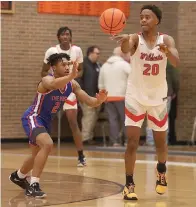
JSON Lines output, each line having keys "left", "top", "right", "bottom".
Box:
{"left": 21, "top": 80, "right": 73, "bottom": 145}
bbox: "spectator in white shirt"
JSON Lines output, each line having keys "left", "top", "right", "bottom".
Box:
{"left": 99, "top": 47, "right": 131, "bottom": 146}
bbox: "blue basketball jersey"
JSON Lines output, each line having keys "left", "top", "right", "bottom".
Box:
{"left": 22, "top": 81, "right": 73, "bottom": 126}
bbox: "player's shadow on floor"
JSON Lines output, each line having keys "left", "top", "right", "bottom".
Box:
{"left": 8, "top": 192, "right": 49, "bottom": 207}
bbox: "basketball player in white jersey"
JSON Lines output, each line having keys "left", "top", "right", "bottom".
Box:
{"left": 112, "top": 5, "right": 180, "bottom": 200}
{"left": 41, "top": 27, "right": 86, "bottom": 167}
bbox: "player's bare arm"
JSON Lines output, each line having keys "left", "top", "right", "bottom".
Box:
{"left": 122, "top": 34, "right": 139, "bottom": 55}
{"left": 42, "top": 47, "right": 55, "bottom": 77}
{"left": 111, "top": 34, "right": 139, "bottom": 55}
{"left": 39, "top": 62, "right": 78, "bottom": 92}
{"left": 41, "top": 63, "right": 50, "bottom": 77}
{"left": 158, "top": 35, "right": 180, "bottom": 67}
{"left": 72, "top": 80, "right": 107, "bottom": 107}
{"left": 39, "top": 74, "right": 74, "bottom": 92}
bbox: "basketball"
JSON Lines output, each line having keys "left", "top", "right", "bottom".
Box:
{"left": 99, "top": 8, "right": 126, "bottom": 35}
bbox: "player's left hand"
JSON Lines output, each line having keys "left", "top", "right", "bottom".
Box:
{"left": 96, "top": 89, "right": 108, "bottom": 104}
{"left": 70, "top": 61, "right": 79, "bottom": 79}
{"left": 156, "top": 43, "right": 169, "bottom": 54}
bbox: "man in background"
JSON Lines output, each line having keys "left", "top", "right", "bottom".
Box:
{"left": 79, "top": 46, "right": 101, "bottom": 144}
{"left": 99, "top": 47, "right": 131, "bottom": 146}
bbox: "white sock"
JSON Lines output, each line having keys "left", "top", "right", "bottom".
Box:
{"left": 30, "top": 176, "right": 40, "bottom": 185}
{"left": 17, "top": 169, "right": 27, "bottom": 179}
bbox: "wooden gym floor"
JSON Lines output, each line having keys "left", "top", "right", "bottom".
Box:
{"left": 1, "top": 143, "right": 196, "bottom": 207}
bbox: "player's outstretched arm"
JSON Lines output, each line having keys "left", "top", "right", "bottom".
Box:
{"left": 41, "top": 48, "right": 55, "bottom": 77}
{"left": 159, "top": 35, "right": 180, "bottom": 68}
{"left": 111, "top": 34, "right": 138, "bottom": 53}
{"left": 41, "top": 63, "right": 50, "bottom": 77}
{"left": 41, "top": 62, "right": 78, "bottom": 91}
{"left": 76, "top": 63, "right": 83, "bottom": 78}
{"left": 72, "top": 80, "right": 107, "bottom": 107}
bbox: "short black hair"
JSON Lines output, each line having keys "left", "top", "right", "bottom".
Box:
{"left": 86, "top": 45, "right": 100, "bottom": 56}
{"left": 47, "top": 53, "right": 70, "bottom": 66}
{"left": 141, "top": 5, "right": 162, "bottom": 24}
{"left": 57, "top": 26, "right": 72, "bottom": 38}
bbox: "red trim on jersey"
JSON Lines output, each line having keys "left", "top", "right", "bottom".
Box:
{"left": 59, "top": 85, "right": 67, "bottom": 94}
{"left": 137, "top": 32, "right": 164, "bottom": 36}
{"left": 125, "top": 107, "right": 146, "bottom": 122}
{"left": 147, "top": 113, "right": 168, "bottom": 128}
{"left": 33, "top": 116, "right": 42, "bottom": 128}
{"left": 25, "top": 95, "right": 38, "bottom": 136}
{"left": 70, "top": 81, "right": 73, "bottom": 91}
{"left": 26, "top": 109, "right": 35, "bottom": 137}
{"left": 37, "top": 95, "right": 45, "bottom": 115}
{"left": 65, "top": 99, "right": 77, "bottom": 106}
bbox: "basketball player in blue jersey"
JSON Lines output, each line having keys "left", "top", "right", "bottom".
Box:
{"left": 42, "top": 26, "right": 86, "bottom": 167}
{"left": 112, "top": 5, "right": 179, "bottom": 200}
{"left": 9, "top": 53, "right": 107, "bottom": 198}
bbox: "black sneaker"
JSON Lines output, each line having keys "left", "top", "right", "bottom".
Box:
{"left": 26, "top": 182, "right": 47, "bottom": 198}
{"left": 77, "top": 156, "right": 87, "bottom": 167}
{"left": 9, "top": 171, "right": 29, "bottom": 190}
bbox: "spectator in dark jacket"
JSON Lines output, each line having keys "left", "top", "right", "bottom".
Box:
{"left": 79, "top": 46, "right": 101, "bottom": 143}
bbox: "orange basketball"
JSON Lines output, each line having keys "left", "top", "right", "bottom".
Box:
{"left": 99, "top": 8, "right": 126, "bottom": 35}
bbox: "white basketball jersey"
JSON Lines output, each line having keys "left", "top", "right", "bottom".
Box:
{"left": 55, "top": 44, "right": 83, "bottom": 63}
{"left": 126, "top": 33, "right": 168, "bottom": 106}
{"left": 44, "top": 44, "right": 83, "bottom": 72}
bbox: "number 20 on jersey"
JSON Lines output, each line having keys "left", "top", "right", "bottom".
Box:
{"left": 143, "top": 64, "right": 159, "bottom": 76}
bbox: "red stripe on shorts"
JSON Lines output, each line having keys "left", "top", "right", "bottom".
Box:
{"left": 65, "top": 99, "right": 77, "bottom": 106}
{"left": 125, "top": 107, "right": 146, "bottom": 122}
{"left": 147, "top": 113, "right": 168, "bottom": 128}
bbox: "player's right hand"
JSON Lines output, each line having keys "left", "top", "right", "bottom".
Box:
{"left": 110, "top": 34, "right": 130, "bottom": 44}
{"left": 96, "top": 89, "right": 108, "bottom": 104}
{"left": 70, "top": 61, "right": 78, "bottom": 79}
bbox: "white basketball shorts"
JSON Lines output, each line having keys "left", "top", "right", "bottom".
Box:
{"left": 125, "top": 97, "right": 168, "bottom": 131}
{"left": 63, "top": 92, "right": 78, "bottom": 110}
